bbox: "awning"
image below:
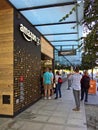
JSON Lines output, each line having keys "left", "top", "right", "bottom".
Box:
{"left": 7, "top": 0, "right": 84, "bottom": 65}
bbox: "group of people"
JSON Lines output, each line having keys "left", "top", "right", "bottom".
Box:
{"left": 68, "top": 67, "right": 90, "bottom": 111}
{"left": 42, "top": 67, "right": 62, "bottom": 100}
{"left": 41, "top": 67, "right": 90, "bottom": 112}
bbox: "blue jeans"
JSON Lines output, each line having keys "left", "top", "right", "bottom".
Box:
{"left": 55, "top": 83, "right": 62, "bottom": 98}
{"left": 81, "top": 88, "right": 89, "bottom": 101}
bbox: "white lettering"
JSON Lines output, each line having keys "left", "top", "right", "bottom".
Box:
{"left": 20, "top": 24, "right": 40, "bottom": 46}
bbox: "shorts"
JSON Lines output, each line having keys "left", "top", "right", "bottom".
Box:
{"left": 44, "top": 84, "right": 51, "bottom": 90}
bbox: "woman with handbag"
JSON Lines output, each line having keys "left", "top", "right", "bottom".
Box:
{"left": 55, "top": 71, "right": 62, "bottom": 99}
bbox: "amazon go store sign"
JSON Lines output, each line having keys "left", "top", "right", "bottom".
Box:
{"left": 20, "top": 24, "right": 40, "bottom": 46}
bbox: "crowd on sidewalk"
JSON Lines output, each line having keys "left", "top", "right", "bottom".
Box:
{"left": 41, "top": 67, "right": 91, "bottom": 112}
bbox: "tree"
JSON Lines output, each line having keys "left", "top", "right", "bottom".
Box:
{"left": 81, "top": 0, "right": 98, "bottom": 69}
{"left": 59, "top": 0, "right": 98, "bottom": 69}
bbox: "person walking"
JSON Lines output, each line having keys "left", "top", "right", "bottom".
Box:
{"left": 81, "top": 70, "right": 90, "bottom": 102}
{"left": 55, "top": 71, "right": 62, "bottom": 99}
{"left": 69, "top": 67, "right": 82, "bottom": 111}
{"left": 67, "top": 73, "right": 72, "bottom": 90}
{"left": 43, "top": 67, "right": 52, "bottom": 99}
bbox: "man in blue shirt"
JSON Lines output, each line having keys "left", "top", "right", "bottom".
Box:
{"left": 43, "top": 67, "right": 52, "bottom": 99}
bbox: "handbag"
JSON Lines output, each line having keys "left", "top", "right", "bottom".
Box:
{"left": 53, "top": 83, "right": 56, "bottom": 88}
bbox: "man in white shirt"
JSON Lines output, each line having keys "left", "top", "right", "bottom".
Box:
{"left": 69, "top": 67, "right": 82, "bottom": 111}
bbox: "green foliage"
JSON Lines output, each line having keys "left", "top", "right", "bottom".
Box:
{"left": 80, "top": 0, "right": 98, "bottom": 69}
{"left": 59, "top": 0, "right": 98, "bottom": 69}
{"left": 83, "top": 0, "right": 98, "bottom": 30}
{"left": 59, "top": 3, "right": 80, "bottom": 22}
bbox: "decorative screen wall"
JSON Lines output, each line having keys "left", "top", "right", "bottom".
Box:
{"left": 13, "top": 10, "right": 41, "bottom": 115}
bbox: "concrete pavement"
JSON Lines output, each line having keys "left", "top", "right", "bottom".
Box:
{"left": 0, "top": 81, "right": 87, "bottom": 130}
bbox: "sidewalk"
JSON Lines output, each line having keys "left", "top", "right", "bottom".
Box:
{"left": 0, "top": 81, "right": 87, "bottom": 130}
{"left": 86, "top": 91, "right": 98, "bottom": 105}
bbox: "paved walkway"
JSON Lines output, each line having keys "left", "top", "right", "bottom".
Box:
{"left": 86, "top": 91, "right": 98, "bottom": 106}
{"left": 0, "top": 81, "right": 87, "bottom": 130}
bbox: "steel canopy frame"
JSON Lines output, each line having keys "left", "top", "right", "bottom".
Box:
{"left": 7, "top": 0, "right": 83, "bottom": 65}
{"left": 17, "top": 1, "right": 77, "bottom": 11}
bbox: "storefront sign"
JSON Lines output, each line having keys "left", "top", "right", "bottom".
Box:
{"left": 20, "top": 24, "right": 40, "bottom": 46}
{"left": 58, "top": 50, "right": 76, "bottom": 56}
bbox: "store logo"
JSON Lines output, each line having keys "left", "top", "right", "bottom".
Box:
{"left": 20, "top": 24, "right": 40, "bottom": 46}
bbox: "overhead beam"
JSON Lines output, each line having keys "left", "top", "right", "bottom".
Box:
{"left": 50, "top": 40, "right": 78, "bottom": 42}
{"left": 34, "top": 21, "right": 76, "bottom": 26}
{"left": 76, "top": 2, "right": 79, "bottom": 45}
{"left": 18, "top": 1, "right": 77, "bottom": 11}
{"left": 54, "top": 45, "right": 78, "bottom": 46}
{"left": 43, "top": 32, "right": 78, "bottom": 36}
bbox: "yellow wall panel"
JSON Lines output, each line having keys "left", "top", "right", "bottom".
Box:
{"left": 0, "top": 0, "right": 12, "bottom": 10}
{"left": 41, "top": 37, "right": 54, "bottom": 59}
{"left": 0, "top": 4, "right": 14, "bottom": 115}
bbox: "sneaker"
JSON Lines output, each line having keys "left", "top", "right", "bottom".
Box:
{"left": 72, "top": 108, "right": 80, "bottom": 111}
{"left": 77, "top": 108, "right": 80, "bottom": 111}
{"left": 44, "top": 97, "right": 47, "bottom": 100}
{"left": 48, "top": 97, "right": 51, "bottom": 100}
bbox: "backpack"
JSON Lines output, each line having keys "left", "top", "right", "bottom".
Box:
{"left": 58, "top": 77, "right": 63, "bottom": 84}
{"left": 81, "top": 75, "right": 90, "bottom": 88}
